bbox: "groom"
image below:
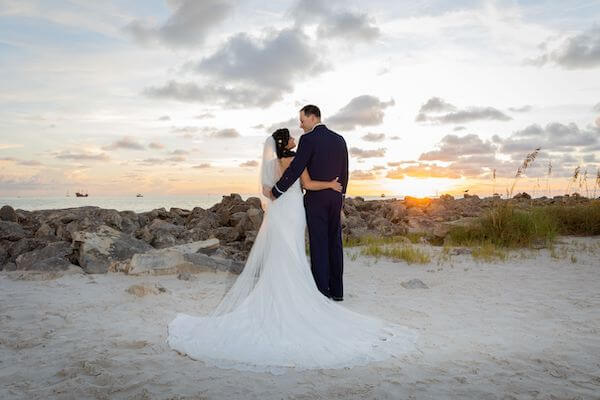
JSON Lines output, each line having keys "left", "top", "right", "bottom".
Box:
{"left": 270, "top": 105, "right": 349, "bottom": 301}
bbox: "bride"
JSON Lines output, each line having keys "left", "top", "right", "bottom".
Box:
{"left": 166, "top": 128, "right": 418, "bottom": 374}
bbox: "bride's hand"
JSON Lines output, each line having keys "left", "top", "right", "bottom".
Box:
{"left": 329, "top": 177, "right": 342, "bottom": 192}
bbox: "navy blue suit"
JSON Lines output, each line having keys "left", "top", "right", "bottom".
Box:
{"left": 271, "top": 124, "right": 349, "bottom": 298}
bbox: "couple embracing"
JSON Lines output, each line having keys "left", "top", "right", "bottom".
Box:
{"left": 167, "top": 105, "right": 418, "bottom": 374}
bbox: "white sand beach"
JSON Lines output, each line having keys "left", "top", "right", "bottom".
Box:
{"left": 1, "top": 236, "right": 599, "bottom": 400}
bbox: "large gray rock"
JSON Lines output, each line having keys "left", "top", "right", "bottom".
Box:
{"left": 35, "top": 223, "right": 57, "bottom": 240}
{"left": 148, "top": 218, "right": 184, "bottom": 234}
{"left": 0, "top": 205, "right": 18, "bottom": 222}
{"left": 15, "top": 241, "right": 74, "bottom": 270}
{"left": 406, "top": 217, "right": 436, "bottom": 235}
{"left": 0, "top": 221, "right": 28, "bottom": 241}
{"left": 185, "top": 208, "right": 219, "bottom": 231}
{"left": 229, "top": 211, "right": 247, "bottom": 227}
{"left": 183, "top": 252, "right": 245, "bottom": 274}
{"left": 147, "top": 218, "right": 184, "bottom": 248}
{"left": 0, "top": 242, "right": 8, "bottom": 266}
{"left": 29, "top": 257, "right": 79, "bottom": 271}
{"left": 246, "top": 208, "right": 263, "bottom": 230}
{"left": 401, "top": 279, "right": 429, "bottom": 289}
{"left": 118, "top": 211, "right": 140, "bottom": 234}
{"left": 245, "top": 197, "right": 262, "bottom": 210}
{"left": 151, "top": 230, "right": 177, "bottom": 249}
{"left": 72, "top": 225, "right": 153, "bottom": 274}
{"left": 8, "top": 238, "right": 46, "bottom": 261}
{"left": 127, "top": 238, "right": 221, "bottom": 275}
{"left": 243, "top": 230, "right": 258, "bottom": 251}
{"left": 383, "top": 201, "right": 407, "bottom": 223}
{"left": 214, "top": 226, "right": 240, "bottom": 243}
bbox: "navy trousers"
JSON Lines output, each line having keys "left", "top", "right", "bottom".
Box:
{"left": 304, "top": 190, "right": 344, "bottom": 298}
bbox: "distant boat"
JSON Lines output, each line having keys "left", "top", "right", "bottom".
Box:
{"left": 380, "top": 193, "right": 385, "bottom": 198}
{"left": 75, "top": 190, "right": 88, "bottom": 197}
{"left": 136, "top": 193, "right": 143, "bottom": 197}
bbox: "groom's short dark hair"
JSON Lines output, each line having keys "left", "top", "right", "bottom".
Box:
{"left": 300, "top": 104, "right": 321, "bottom": 118}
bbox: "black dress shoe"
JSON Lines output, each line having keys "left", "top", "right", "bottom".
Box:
{"left": 331, "top": 296, "right": 344, "bottom": 302}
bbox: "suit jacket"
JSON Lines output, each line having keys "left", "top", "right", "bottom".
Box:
{"left": 271, "top": 124, "right": 348, "bottom": 199}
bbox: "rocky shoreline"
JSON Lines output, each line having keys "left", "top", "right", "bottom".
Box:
{"left": 0, "top": 192, "right": 595, "bottom": 276}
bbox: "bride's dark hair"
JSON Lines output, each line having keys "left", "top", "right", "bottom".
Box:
{"left": 272, "top": 128, "right": 296, "bottom": 159}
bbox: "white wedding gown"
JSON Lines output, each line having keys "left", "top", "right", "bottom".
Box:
{"left": 166, "top": 138, "right": 418, "bottom": 374}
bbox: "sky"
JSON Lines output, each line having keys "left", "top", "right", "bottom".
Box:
{"left": 1, "top": 0, "right": 600, "bottom": 198}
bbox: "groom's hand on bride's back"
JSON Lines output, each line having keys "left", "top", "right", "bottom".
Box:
{"left": 330, "top": 177, "right": 342, "bottom": 192}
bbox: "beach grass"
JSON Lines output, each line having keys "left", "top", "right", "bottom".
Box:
{"left": 360, "top": 243, "right": 431, "bottom": 264}
{"left": 471, "top": 243, "right": 507, "bottom": 262}
{"left": 544, "top": 201, "right": 600, "bottom": 235}
{"left": 343, "top": 235, "right": 410, "bottom": 247}
{"left": 446, "top": 203, "right": 557, "bottom": 248}
{"left": 446, "top": 200, "right": 600, "bottom": 249}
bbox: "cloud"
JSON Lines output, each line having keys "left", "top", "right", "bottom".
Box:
{"left": 102, "top": 137, "right": 145, "bottom": 151}
{"left": 266, "top": 118, "right": 302, "bottom": 136}
{"left": 418, "top": 97, "right": 456, "bottom": 113}
{"left": 498, "top": 122, "right": 599, "bottom": 154}
{"left": 138, "top": 155, "right": 186, "bottom": 165}
{"left": 328, "top": 95, "right": 395, "bottom": 130}
{"left": 149, "top": 142, "right": 165, "bottom": 149}
{"left": 144, "top": 80, "right": 281, "bottom": 108}
{"left": 371, "top": 165, "right": 386, "bottom": 171}
{"left": 508, "top": 105, "right": 533, "bottom": 112}
{"left": 593, "top": 103, "right": 600, "bottom": 112}
{"left": 0, "top": 157, "right": 42, "bottom": 166}
{"left": 415, "top": 133, "right": 506, "bottom": 179}
{"left": 291, "top": 0, "right": 380, "bottom": 43}
{"left": 389, "top": 136, "right": 400, "bottom": 140}
{"left": 387, "top": 160, "right": 417, "bottom": 167}
{"left": 158, "top": 115, "right": 171, "bottom": 121}
{"left": 195, "top": 113, "right": 215, "bottom": 119}
{"left": 170, "top": 149, "right": 189, "bottom": 155}
{"left": 419, "top": 134, "right": 496, "bottom": 162}
{"left": 17, "top": 160, "right": 43, "bottom": 166}
{"left": 193, "top": 163, "right": 211, "bottom": 169}
{"left": 417, "top": 107, "right": 512, "bottom": 124}
{"left": 413, "top": 122, "right": 600, "bottom": 180}
{"left": 453, "top": 126, "right": 466, "bottom": 131}
{"left": 349, "top": 147, "right": 386, "bottom": 159}
{"left": 526, "top": 26, "right": 600, "bottom": 69}
{"left": 240, "top": 160, "right": 259, "bottom": 167}
{"left": 172, "top": 28, "right": 326, "bottom": 108}
{"left": 416, "top": 97, "right": 511, "bottom": 124}
{"left": 210, "top": 128, "right": 240, "bottom": 139}
{"left": 146, "top": 25, "right": 329, "bottom": 108}
{"left": 125, "top": 0, "right": 233, "bottom": 48}
{"left": 350, "top": 170, "right": 376, "bottom": 180}
{"left": 55, "top": 151, "right": 109, "bottom": 161}
{"left": 361, "top": 133, "right": 386, "bottom": 142}
{"left": 386, "top": 163, "right": 462, "bottom": 179}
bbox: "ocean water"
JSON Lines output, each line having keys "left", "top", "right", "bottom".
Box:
{"left": 0, "top": 195, "right": 242, "bottom": 213}
{"left": 0, "top": 195, "right": 397, "bottom": 213}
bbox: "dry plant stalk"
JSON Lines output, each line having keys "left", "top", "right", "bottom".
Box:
{"left": 509, "top": 147, "right": 540, "bottom": 198}
{"left": 492, "top": 168, "right": 497, "bottom": 196}
{"left": 595, "top": 168, "right": 600, "bottom": 198}
{"left": 567, "top": 166, "right": 581, "bottom": 195}
{"left": 546, "top": 160, "right": 552, "bottom": 197}
{"left": 582, "top": 168, "right": 589, "bottom": 198}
